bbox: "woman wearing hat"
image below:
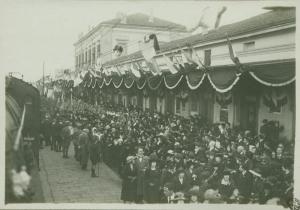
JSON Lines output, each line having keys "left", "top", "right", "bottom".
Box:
{"left": 218, "top": 170, "right": 235, "bottom": 202}
{"left": 121, "top": 156, "right": 137, "bottom": 203}
{"left": 144, "top": 159, "right": 161, "bottom": 203}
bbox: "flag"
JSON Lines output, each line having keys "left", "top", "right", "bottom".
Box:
{"left": 188, "top": 46, "right": 207, "bottom": 70}
{"left": 140, "top": 34, "right": 160, "bottom": 62}
{"left": 214, "top": 7, "right": 227, "bottom": 28}
{"left": 130, "top": 63, "right": 141, "bottom": 78}
{"left": 180, "top": 50, "right": 190, "bottom": 64}
{"left": 145, "top": 58, "right": 162, "bottom": 76}
{"left": 116, "top": 65, "right": 126, "bottom": 75}
{"left": 226, "top": 34, "right": 243, "bottom": 75}
{"left": 95, "top": 57, "right": 102, "bottom": 71}
{"left": 187, "top": 7, "right": 210, "bottom": 33}
{"left": 162, "top": 54, "right": 179, "bottom": 74}
{"left": 74, "top": 70, "right": 87, "bottom": 87}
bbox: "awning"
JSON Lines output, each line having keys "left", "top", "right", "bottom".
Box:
{"left": 249, "top": 62, "right": 295, "bottom": 86}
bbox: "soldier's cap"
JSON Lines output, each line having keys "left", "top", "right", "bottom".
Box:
{"left": 83, "top": 128, "right": 89, "bottom": 133}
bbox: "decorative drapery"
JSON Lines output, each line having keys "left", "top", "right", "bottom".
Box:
{"left": 249, "top": 62, "right": 295, "bottom": 86}
{"left": 164, "top": 74, "right": 184, "bottom": 89}
{"left": 124, "top": 76, "right": 135, "bottom": 88}
{"left": 78, "top": 61, "right": 295, "bottom": 94}
{"left": 186, "top": 71, "right": 206, "bottom": 90}
{"left": 207, "top": 67, "right": 240, "bottom": 93}
{"left": 147, "top": 75, "right": 162, "bottom": 90}
{"left": 112, "top": 77, "right": 123, "bottom": 88}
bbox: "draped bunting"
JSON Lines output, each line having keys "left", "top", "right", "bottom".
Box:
{"left": 249, "top": 62, "right": 295, "bottom": 86}
{"left": 98, "top": 78, "right": 104, "bottom": 88}
{"left": 124, "top": 77, "right": 135, "bottom": 89}
{"left": 104, "top": 77, "right": 112, "bottom": 86}
{"left": 147, "top": 76, "right": 162, "bottom": 90}
{"left": 207, "top": 67, "right": 240, "bottom": 93}
{"left": 112, "top": 77, "right": 123, "bottom": 88}
{"left": 137, "top": 78, "right": 147, "bottom": 89}
{"left": 186, "top": 71, "right": 206, "bottom": 90}
{"left": 164, "top": 74, "right": 184, "bottom": 89}
{"left": 79, "top": 61, "right": 294, "bottom": 94}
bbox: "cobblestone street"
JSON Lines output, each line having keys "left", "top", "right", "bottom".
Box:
{"left": 39, "top": 144, "right": 122, "bottom": 203}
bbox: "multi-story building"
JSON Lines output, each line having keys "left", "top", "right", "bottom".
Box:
{"left": 74, "top": 13, "right": 189, "bottom": 68}
{"left": 76, "top": 8, "right": 295, "bottom": 141}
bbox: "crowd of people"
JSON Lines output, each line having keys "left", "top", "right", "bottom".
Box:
{"left": 40, "top": 98, "right": 294, "bottom": 206}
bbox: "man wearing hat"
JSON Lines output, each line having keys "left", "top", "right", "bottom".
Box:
{"left": 78, "top": 128, "right": 90, "bottom": 170}
{"left": 218, "top": 170, "right": 235, "bottom": 202}
{"left": 72, "top": 122, "right": 82, "bottom": 161}
{"left": 89, "top": 127, "right": 102, "bottom": 177}
{"left": 121, "top": 156, "right": 138, "bottom": 203}
{"left": 60, "top": 121, "right": 74, "bottom": 158}
{"left": 134, "top": 147, "right": 149, "bottom": 203}
{"left": 171, "top": 170, "right": 190, "bottom": 195}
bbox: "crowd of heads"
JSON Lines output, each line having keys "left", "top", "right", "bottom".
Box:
{"left": 48, "top": 99, "right": 294, "bottom": 206}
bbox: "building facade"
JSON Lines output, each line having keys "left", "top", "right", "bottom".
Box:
{"left": 74, "top": 13, "right": 189, "bottom": 68}
{"left": 75, "top": 8, "right": 295, "bottom": 142}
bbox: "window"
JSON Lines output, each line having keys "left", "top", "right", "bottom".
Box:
{"left": 204, "top": 49, "right": 211, "bottom": 66}
{"left": 243, "top": 41, "right": 255, "bottom": 51}
{"left": 220, "top": 104, "right": 229, "bottom": 122}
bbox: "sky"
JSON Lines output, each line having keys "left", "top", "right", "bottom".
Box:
{"left": 0, "top": 0, "right": 296, "bottom": 83}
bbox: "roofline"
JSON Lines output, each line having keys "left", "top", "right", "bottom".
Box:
{"left": 103, "top": 22, "right": 295, "bottom": 67}
{"left": 74, "top": 22, "right": 187, "bottom": 47}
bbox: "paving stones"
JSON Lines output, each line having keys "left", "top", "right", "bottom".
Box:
{"left": 39, "top": 144, "right": 122, "bottom": 203}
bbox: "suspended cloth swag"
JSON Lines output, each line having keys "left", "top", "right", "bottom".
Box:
{"left": 249, "top": 61, "right": 295, "bottom": 87}
{"left": 81, "top": 60, "right": 294, "bottom": 92}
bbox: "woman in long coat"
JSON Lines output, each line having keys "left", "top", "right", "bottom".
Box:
{"left": 121, "top": 156, "right": 138, "bottom": 203}
{"left": 144, "top": 160, "right": 161, "bottom": 203}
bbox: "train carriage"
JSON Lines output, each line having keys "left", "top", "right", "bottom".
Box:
{"left": 5, "top": 76, "right": 42, "bottom": 203}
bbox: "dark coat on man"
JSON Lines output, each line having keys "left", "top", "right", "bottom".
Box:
{"left": 134, "top": 156, "right": 149, "bottom": 198}
{"left": 235, "top": 171, "right": 253, "bottom": 199}
{"left": 144, "top": 168, "right": 161, "bottom": 203}
{"left": 121, "top": 163, "right": 138, "bottom": 202}
{"left": 171, "top": 176, "right": 190, "bottom": 193}
{"left": 78, "top": 131, "right": 89, "bottom": 169}
{"left": 89, "top": 134, "right": 102, "bottom": 165}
